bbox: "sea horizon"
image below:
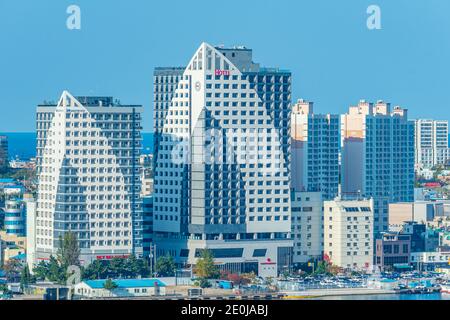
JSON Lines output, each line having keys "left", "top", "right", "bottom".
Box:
{"left": 0, "top": 132, "right": 154, "bottom": 160}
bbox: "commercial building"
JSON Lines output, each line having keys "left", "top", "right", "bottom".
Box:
{"left": 291, "top": 100, "right": 339, "bottom": 200}
{"left": 401, "top": 221, "right": 426, "bottom": 252}
{"left": 32, "top": 91, "right": 144, "bottom": 266}
{"left": 153, "top": 43, "right": 293, "bottom": 276}
{"left": 375, "top": 232, "right": 411, "bottom": 272}
{"left": 411, "top": 249, "right": 450, "bottom": 271}
{"left": 74, "top": 278, "right": 166, "bottom": 298}
{"left": 0, "top": 230, "right": 26, "bottom": 266}
{"left": 389, "top": 201, "right": 450, "bottom": 229}
{"left": 324, "top": 198, "right": 374, "bottom": 270}
{"left": 414, "top": 119, "right": 450, "bottom": 169}
{"left": 0, "top": 135, "right": 7, "bottom": 170}
{"left": 291, "top": 191, "right": 324, "bottom": 264}
{"left": 341, "top": 100, "right": 415, "bottom": 234}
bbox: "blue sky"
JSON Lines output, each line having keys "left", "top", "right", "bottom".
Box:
{"left": 0, "top": 0, "right": 449, "bottom": 132}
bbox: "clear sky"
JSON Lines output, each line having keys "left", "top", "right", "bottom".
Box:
{"left": 1, "top": 0, "right": 449, "bottom": 132}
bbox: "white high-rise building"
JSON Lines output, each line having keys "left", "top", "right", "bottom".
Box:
{"left": 324, "top": 198, "right": 374, "bottom": 270}
{"left": 153, "top": 43, "right": 293, "bottom": 275}
{"left": 414, "top": 119, "right": 450, "bottom": 169}
{"left": 33, "top": 91, "right": 143, "bottom": 265}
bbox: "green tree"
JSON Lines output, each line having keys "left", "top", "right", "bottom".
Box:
{"left": 57, "top": 231, "right": 80, "bottom": 268}
{"left": 20, "top": 264, "right": 35, "bottom": 290}
{"left": 0, "top": 284, "right": 10, "bottom": 295}
{"left": 195, "top": 250, "right": 219, "bottom": 279}
{"left": 33, "top": 260, "right": 50, "bottom": 281}
{"left": 155, "top": 255, "right": 176, "bottom": 277}
{"left": 103, "top": 279, "right": 118, "bottom": 291}
{"left": 313, "top": 261, "right": 330, "bottom": 275}
{"left": 196, "top": 278, "right": 212, "bottom": 288}
{"left": 47, "top": 256, "right": 66, "bottom": 284}
{"left": 3, "top": 258, "right": 22, "bottom": 282}
{"left": 82, "top": 260, "right": 106, "bottom": 280}
{"left": 109, "top": 257, "right": 126, "bottom": 278}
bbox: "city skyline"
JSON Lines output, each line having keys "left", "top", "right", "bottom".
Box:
{"left": 2, "top": 0, "right": 450, "bottom": 132}
{"left": 1, "top": 1, "right": 450, "bottom": 303}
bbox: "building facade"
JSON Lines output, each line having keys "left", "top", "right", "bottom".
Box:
{"left": 324, "top": 198, "right": 374, "bottom": 270}
{"left": 375, "top": 232, "right": 411, "bottom": 272}
{"left": 32, "top": 92, "right": 143, "bottom": 265}
{"left": 140, "top": 154, "right": 154, "bottom": 197}
{"left": 341, "top": 100, "right": 415, "bottom": 234}
{"left": 291, "top": 100, "right": 339, "bottom": 200}
{"left": 414, "top": 119, "right": 450, "bottom": 169}
{"left": 2, "top": 186, "right": 27, "bottom": 236}
{"left": 0, "top": 135, "right": 8, "bottom": 171}
{"left": 291, "top": 191, "right": 324, "bottom": 265}
{"left": 142, "top": 195, "right": 154, "bottom": 259}
{"left": 152, "top": 43, "right": 293, "bottom": 275}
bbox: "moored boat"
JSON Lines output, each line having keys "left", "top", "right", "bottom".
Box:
{"left": 441, "top": 284, "right": 450, "bottom": 294}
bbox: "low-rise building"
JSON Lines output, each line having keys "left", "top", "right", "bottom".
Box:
{"left": 389, "top": 201, "right": 450, "bottom": 229}
{"left": 74, "top": 279, "right": 166, "bottom": 298}
{"left": 0, "top": 230, "right": 26, "bottom": 266}
{"left": 401, "top": 221, "right": 426, "bottom": 252}
{"left": 375, "top": 232, "right": 411, "bottom": 272}
{"left": 324, "top": 197, "right": 374, "bottom": 271}
{"left": 411, "top": 249, "right": 450, "bottom": 271}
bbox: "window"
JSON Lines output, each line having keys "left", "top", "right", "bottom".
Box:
{"left": 253, "top": 249, "right": 267, "bottom": 257}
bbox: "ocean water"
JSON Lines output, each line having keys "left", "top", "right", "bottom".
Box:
{"left": 0, "top": 132, "right": 154, "bottom": 160}
{"left": 316, "top": 293, "right": 450, "bottom": 300}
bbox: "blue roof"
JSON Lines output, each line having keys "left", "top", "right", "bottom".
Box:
{"left": 84, "top": 279, "right": 166, "bottom": 289}
{"left": 4, "top": 185, "right": 24, "bottom": 190}
{"left": 0, "top": 179, "right": 15, "bottom": 183}
{"left": 11, "top": 253, "right": 26, "bottom": 260}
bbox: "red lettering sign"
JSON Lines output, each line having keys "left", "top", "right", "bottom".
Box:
{"left": 215, "top": 69, "right": 230, "bottom": 76}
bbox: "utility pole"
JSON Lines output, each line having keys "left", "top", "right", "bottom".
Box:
{"left": 153, "top": 244, "right": 157, "bottom": 277}
{"left": 149, "top": 244, "right": 155, "bottom": 277}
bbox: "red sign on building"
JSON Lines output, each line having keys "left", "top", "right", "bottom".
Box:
{"left": 215, "top": 69, "right": 231, "bottom": 76}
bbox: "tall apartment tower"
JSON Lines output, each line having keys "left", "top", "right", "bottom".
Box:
{"left": 153, "top": 43, "right": 293, "bottom": 276}
{"left": 341, "top": 100, "right": 415, "bottom": 235}
{"left": 33, "top": 91, "right": 143, "bottom": 265}
{"left": 0, "top": 135, "right": 8, "bottom": 170}
{"left": 291, "top": 99, "right": 340, "bottom": 200}
{"left": 414, "top": 119, "right": 450, "bottom": 169}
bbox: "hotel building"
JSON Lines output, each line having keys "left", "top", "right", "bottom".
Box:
{"left": 341, "top": 100, "right": 415, "bottom": 234}
{"left": 152, "top": 43, "right": 293, "bottom": 276}
{"left": 324, "top": 198, "right": 374, "bottom": 270}
{"left": 31, "top": 92, "right": 143, "bottom": 265}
